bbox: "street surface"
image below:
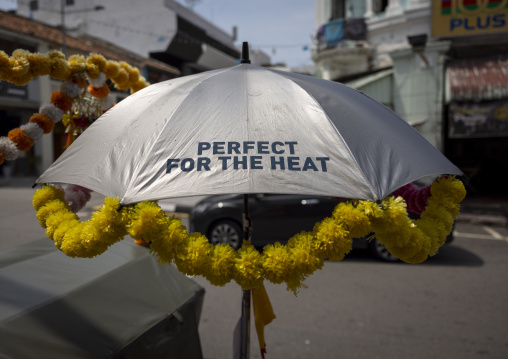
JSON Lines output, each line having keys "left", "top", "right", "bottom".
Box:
{"left": 1, "top": 183, "right": 508, "bottom": 359}
{"left": 195, "top": 228, "right": 508, "bottom": 359}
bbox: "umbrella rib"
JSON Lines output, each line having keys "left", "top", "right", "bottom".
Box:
{"left": 315, "top": 108, "right": 378, "bottom": 200}
{"left": 121, "top": 67, "right": 236, "bottom": 204}
{"left": 262, "top": 68, "right": 379, "bottom": 200}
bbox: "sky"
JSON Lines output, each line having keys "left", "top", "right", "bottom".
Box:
{"left": 0, "top": 0, "right": 15, "bottom": 12}
{"left": 179, "top": 0, "right": 317, "bottom": 67}
{"left": 0, "top": 0, "right": 317, "bottom": 68}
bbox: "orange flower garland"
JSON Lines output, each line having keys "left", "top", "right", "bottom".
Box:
{"left": 0, "top": 50, "right": 151, "bottom": 165}
{"left": 7, "top": 128, "right": 33, "bottom": 151}
{"left": 50, "top": 91, "right": 74, "bottom": 112}
{"left": 72, "top": 75, "right": 87, "bottom": 89}
{"left": 88, "top": 84, "right": 110, "bottom": 99}
{"left": 29, "top": 114, "right": 55, "bottom": 134}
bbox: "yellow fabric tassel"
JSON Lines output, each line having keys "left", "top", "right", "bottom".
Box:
{"left": 252, "top": 283, "right": 276, "bottom": 359}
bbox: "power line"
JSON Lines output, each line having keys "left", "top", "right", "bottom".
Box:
{"left": 254, "top": 43, "right": 311, "bottom": 49}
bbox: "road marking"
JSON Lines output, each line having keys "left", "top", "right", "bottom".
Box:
{"left": 482, "top": 226, "right": 504, "bottom": 240}
{"left": 76, "top": 211, "right": 89, "bottom": 218}
{"left": 453, "top": 230, "right": 504, "bottom": 240}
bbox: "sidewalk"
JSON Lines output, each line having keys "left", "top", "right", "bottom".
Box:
{"left": 2, "top": 176, "right": 507, "bottom": 226}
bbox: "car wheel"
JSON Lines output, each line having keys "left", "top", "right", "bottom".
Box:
{"left": 368, "top": 238, "right": 400, "bottom": 262}
{"left": 208, "top": 220, "right": 243, "bottom": 250}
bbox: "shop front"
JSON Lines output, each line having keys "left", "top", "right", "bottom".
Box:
{"left": 431, "top": 1, "right": 508, "bottom": 196}
{"left": 444, "top": 57, "right": 508, "bottom": 196}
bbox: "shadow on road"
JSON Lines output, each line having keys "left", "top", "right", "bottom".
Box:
{"left": 422, "top": 244, "right": 484, "bottom": 267}
{"left": 342, "top": 244, "right": 484, "bottom": 267}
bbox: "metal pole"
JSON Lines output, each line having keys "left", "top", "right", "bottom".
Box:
{"left": 240, "top": 194, "right": 252, "bottom": 359}
{"left": 61, "top": 0, "right": 66, "bottom": 56}
{"left": 243, "top": 194, "right": 251, "bottom": 242}
{"left": 240, "top": 289, "right": 251, "bottom": 359}
{"left": 239, "top": 43, "right": 251, "bottom": 356}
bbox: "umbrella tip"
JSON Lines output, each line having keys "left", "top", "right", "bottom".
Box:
{"left": 241, "top": 42, "right": 251, "bottom": 64}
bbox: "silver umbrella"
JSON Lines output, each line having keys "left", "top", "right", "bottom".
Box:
{"left": 36, "top": 50, "right": 460, "bottom": 205}
{"left": 35, "top": 43, "right": 462, "bottom": 359}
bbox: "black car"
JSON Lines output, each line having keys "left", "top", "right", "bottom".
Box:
{"left": 189, "top": 193, "right": 412, "bottom": 262}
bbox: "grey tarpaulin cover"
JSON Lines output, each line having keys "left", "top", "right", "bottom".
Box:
{"left": 0, "top": 239, "right": 205, "bottom": 358}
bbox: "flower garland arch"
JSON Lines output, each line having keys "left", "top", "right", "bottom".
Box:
{"left": 32, "top": 176, "right": 466, "bottom": 294}
{"left": 0, "top": 49, "right": 150, "bottom": 165}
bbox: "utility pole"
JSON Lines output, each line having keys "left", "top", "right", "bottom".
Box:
{"left": 61, "top": 0, "right": 66, "bottom": 56}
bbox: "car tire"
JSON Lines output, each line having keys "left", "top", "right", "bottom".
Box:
{"left": 208, "top": 220, "right": 243, "bottom": 250}
{"left": 368, "top": 238, "right": 400, "bottom": 262}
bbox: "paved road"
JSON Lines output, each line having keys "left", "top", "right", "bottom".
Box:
{"left": 1, "top": 183, "right": 508, "bottom": 359}
{"left": 194, "top": 226, "right": 508, "bottom": 359}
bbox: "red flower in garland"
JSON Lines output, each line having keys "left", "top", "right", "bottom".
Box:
{"left": 73, "top": 117, "right": 91, "bottom": 128}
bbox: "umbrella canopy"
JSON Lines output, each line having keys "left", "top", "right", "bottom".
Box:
{"left": 36, "top": 63, "right": 461, "bottom": 204}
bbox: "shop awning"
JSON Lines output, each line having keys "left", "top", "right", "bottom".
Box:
{"left": 446, "top": 57, "right": 508, "bottom": 103}
{"left": 345, "top": 68, "right": 393, "bottom": 107}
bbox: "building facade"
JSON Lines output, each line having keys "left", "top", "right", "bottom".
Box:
{"left": 16, "top": 0, "right": 240, "bottom": 75}
{"left": 313, "top": 0, "right": 508, "bottom": 196}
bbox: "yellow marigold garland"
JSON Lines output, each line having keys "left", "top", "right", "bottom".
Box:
{"left": 33, "top": 177, "right": 466, "bottom": 295}
{"left": 206, "top": 244, "right": 237, "bottom": 286}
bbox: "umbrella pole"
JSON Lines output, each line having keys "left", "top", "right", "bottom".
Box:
{"left": 240, "top": 289, "right": 251, "bottom": 359}
{"left": 240, "top": 194, "right": 252, "bottom": 359}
